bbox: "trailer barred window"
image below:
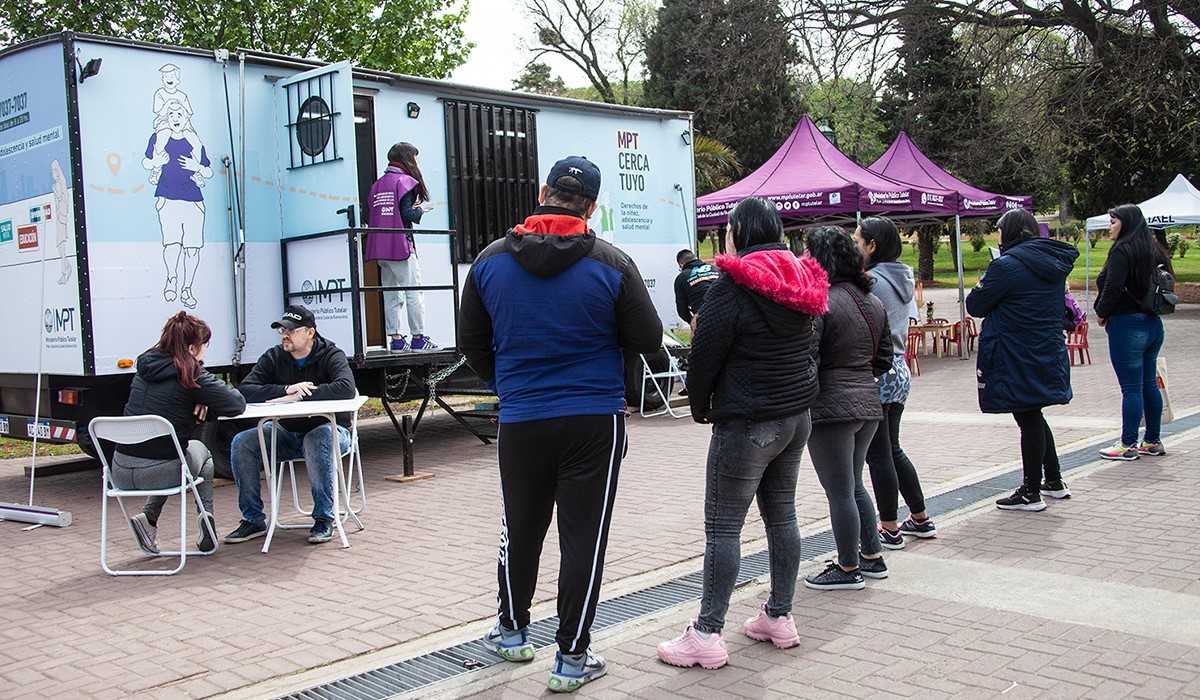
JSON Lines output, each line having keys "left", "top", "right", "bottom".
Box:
{"left": 444, "top": 100, "right": 539, "bottom": 261}
{"left": 285, "top": 73, "right": 341, "bottom": 168}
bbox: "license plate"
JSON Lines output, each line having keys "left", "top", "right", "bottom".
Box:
{"left": 26, "top": 420, "right": 50, "bottom": 440}
{"left": 0, "top": 417, "right": 9, "bottom": 435}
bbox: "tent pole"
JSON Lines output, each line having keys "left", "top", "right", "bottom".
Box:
{"left": 1084, "top": 227, "right": 1091, "bottom": 317}
{"left": 955, "top": 214, "right": 968, "bottom": 360}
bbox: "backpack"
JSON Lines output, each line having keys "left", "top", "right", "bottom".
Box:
{"left": 1140, "top": 264, "right": 1178, "bottom": 316}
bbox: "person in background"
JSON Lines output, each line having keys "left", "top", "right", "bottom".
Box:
{"left": 656, "top": 197, "right": 828, "bottom": 670}
{"left": 459, "top": 156, "right": 662, "bottom": 693}
{"left": 853, "top": 217, "right": 936, "bottom": 549}
{"left": 1095, "top": 204, "right": 1172, "bottom": 460}
{"left": 803, "top": 227, "right": 893, "bottom": 590}
{"left": 673, "top": 249, "right": 720, "bottom": 332}
{"left": 967, "top": 209, "right": 1078, "bottom": 511}
{"left": 365, "top": 142, "right": 437, "bottom": 352}
{"left": 224, "top": 306, "right": 356, "bottom": 545}
{"left": 114, "top": 312, "right": 245, "bottom": 555}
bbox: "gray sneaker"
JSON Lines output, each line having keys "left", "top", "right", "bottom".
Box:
{"left": 484, "top": 622, "right": 535, "bottom": 662}
{"left": 548, "top": 650, "right": 607, "bottom": 693}
{"left": 129, "top": 513, "right": 158, "bottom": 555}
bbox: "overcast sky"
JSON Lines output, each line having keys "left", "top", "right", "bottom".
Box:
{"left": 450, "top": 0, "right": 587, "bottom": 91}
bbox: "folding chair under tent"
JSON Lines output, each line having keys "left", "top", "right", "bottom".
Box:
{"left": 1083, "top": 174, "right": 1200, "bottom": 308}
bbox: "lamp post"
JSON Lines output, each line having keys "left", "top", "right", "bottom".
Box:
{"left": 818, "top": 120, "right": 838, "bottom": 148}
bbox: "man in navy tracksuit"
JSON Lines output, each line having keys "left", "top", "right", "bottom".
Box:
{"left": 459, "top": 156, "right": 662, "bottom": 692}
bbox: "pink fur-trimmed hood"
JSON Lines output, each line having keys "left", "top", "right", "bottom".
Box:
{"left": 715, "top": 249, "right": 829, "bottom": 315}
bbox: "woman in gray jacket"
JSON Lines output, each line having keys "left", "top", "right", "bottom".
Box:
{"left": 854, "top": 217, "right": 936, "bottom": 548}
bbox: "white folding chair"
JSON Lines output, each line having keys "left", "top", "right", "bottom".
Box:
{"left": 639, "top": 348, "right": 690, "bottom": 419}
{"left": 279, "top": 402, "right": 365, "bottom": 532}
{"left": 91, "top": 415, "right": 218, "bottom": 576}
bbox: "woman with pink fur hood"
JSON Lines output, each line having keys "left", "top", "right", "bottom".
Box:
{"left": 657, "top": 197, "right": 829, "bottom": 670}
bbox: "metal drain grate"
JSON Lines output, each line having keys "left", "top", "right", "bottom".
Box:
{"left": 281, "top": 411, "right": 1200, "bottom": 700}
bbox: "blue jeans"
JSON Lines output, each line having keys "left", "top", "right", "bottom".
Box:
{"left": 1106, "top": 313, "right": 1165, "bottom": 446}
{"left": 230, "top": 422, "right": 351, "bottom": 525}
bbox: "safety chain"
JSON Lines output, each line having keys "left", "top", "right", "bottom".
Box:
{"left": 384, "top": 368, "right": 413, "bottom": 403}
{"left": 425, "top": 355, "right": 468, "bottom": 403}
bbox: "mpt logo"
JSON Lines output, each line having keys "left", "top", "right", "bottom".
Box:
{"left": 301, "top": 278, "right": 348, "bottom": 305}
{"left": 44, "top": 307, "right": 75, "bottom": 334}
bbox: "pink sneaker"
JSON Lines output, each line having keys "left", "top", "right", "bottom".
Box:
{"left": 657, "top": 623, "right": 728, "bottom": 669}
{"left": 743, "top": 603, "right": 800, "bottom": 649}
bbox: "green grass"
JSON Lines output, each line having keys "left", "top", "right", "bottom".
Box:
{"left": 0, "top": 437, "right": 81, "bottom": 460}
{"left": 699, "top": 235, "right": 1200, "bottom": 287}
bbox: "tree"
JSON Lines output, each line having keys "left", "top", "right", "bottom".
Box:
{"left": 693, "top": 135, "right": 743, "bottom": 195}
{"left": 802, "top": 78, "right": 887, "bottom": 164}
{"left": 524, "top": 0, "right": 655, "bottom": 105}
{"left": 0, "top": 0, "right": 473, "bottom": 78}
{"left": 790, "top": 0, "right": 1200, "bottom": 216}
{"left": 644, "top": 0, "right": 801, "bottom": 169}
{"left": 514, "top": 62, "right": 568, "bottom": 96}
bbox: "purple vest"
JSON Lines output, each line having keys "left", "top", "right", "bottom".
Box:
{"left": 365, "top": 167, "right": 419, "bottom": 261}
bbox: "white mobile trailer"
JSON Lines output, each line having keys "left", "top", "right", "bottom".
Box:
{"left": 0, "top": 32, "right": 697, "bottom": 454}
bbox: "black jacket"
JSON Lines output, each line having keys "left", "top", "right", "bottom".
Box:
{"left": 966, "top": 238, "right": 1076, "bottom": 413}
{"left": 117, "top": 351, "right": 246, "bottom": 459}
{"left": 686, "top": 244, "right": 829, "bottom": 423}
{"left": 673, "top": 259, "right": 720, "bottom": 323}
{"left": 810, "top": 280, "right": 893, "bottom": 424}
{"left": 238, "top": 335, "right": 357, "bottom": 433}
{"left": 1094, "top": 244, "right": 1170, "bottom": 319}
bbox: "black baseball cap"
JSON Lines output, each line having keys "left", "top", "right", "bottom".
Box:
{"left": 546, "top": 156, "right": 601, "bottom": 201}
{"left": 271, "top": 305, "right": 316, "bottom": 330}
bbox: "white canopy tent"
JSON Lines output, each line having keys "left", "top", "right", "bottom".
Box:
{"left": 1082, "top": 174, "right": 1200, "bottom": 308}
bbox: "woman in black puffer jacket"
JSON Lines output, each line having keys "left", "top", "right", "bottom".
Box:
{"left": 658, "top": 198, "right": 828, "bottom": 669}
{"left": 804, "top": 227, "right": 893, "bottom": 592}
{"left": 111, "top": 312, "right": 246, "bottom": 555}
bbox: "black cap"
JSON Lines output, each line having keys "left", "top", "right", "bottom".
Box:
{"left": 546, "top": 156, "right": 601, "bottom": 201}
{"left": 271, "top": 305, "right": 316, "bottom": 330}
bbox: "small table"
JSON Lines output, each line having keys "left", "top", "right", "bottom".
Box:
{"left": 221, "top": 396, "right": 368, "bottom": 552}
{"left": 910, "top": 322, "right": 953, "bottom": 358}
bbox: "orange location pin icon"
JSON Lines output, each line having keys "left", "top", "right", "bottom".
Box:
{"left": 106, "top": 153, "right": 121, "bottom": 176}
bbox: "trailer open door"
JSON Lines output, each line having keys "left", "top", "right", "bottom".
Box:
{"left": 274, "top": 62, "right": 364, "bottom": 355}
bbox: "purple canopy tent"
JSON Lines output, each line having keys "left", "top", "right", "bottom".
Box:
{"left": 869, "top": 131, "right": 1032, "bottom": 217}
{"left": 869, "top": 132, "right": 1035, "bottom": 357}
{"left": 696, "top": 116, "right": 958, "bottom": 228}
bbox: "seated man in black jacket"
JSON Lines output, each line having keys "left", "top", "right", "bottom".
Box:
{"left": 224, "top": 306, "right": 357, "bottom": 545}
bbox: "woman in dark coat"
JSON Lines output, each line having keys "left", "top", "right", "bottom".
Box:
{"left": 803, "top": 227, "right": 894, "bottom": 591}
{"left": 657, "top": 197, "right": 829, "bottom": 669}
{"left": 966, "top": 209, "right": 1078, "bottom": 512}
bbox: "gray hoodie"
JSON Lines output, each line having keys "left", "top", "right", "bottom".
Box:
{"left": 869, "top": 261, "right": 918, "bottom": 359}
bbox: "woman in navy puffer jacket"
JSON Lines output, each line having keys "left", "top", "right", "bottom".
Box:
{"left": 966, "top": 209, "right": 1077, "bottom": 512}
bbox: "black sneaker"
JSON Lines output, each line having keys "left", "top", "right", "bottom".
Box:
{"left": 1040, "top": 479, "right": 1071, "bottom": 500}
{"left": 804, "top": 562, "right": 865, "bottom": 591}
{"left": 859, "top": 556, "right": 888, "bottom": 579}
{"left": 224, "top": 520, "right": 267, "bottom": 543}
{"left": 308, "top": 519, "right": 333, "bottom": 544}
{"left": 898, "top": 516, "right": 937, "bottom": 539}
{"left": 996, "top": 485, "right": 1046, "bottom": 512}
{"left": 197, "top": 515, "right": 217, "bottom": 553}
{"left": 878, "top": 526, "right": 905, "bottom": 550}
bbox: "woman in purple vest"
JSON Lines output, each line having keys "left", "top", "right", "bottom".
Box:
{"left": 366, "top": 143, "right": 437, "bottom": 352}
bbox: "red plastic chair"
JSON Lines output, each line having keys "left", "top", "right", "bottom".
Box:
{"left": 1066, "top": 322, "right": 1091, "bottom": 365}
{"left": 944, "top": 317, "right": 979, "bottom": 355}
{"left": 905, "top": 329, "right": 922, "bottom": 376}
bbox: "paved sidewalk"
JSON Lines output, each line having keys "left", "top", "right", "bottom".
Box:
{"left": 1, "top": 303, "right": 1198, "bottom": 699}
{"left": 451, "top": 429, "right": 1200, "bottom": 699}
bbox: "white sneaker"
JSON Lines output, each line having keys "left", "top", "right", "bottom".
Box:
{"left": 129, "top": 513, "right": 159, "bottom": 554}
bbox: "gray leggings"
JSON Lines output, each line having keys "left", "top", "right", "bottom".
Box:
{"left": 808, "top": 420, "right": 882, "bottom": 570}
{"left": 111, "top": 440, "right": 214, "bottom": 525}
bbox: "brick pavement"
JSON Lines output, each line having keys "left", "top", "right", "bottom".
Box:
{"left": 452, "top": 429, "right": 1200, "bottom": 700}
{"left": 1, "top": 301, "right": 1198, "bottom": 698}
